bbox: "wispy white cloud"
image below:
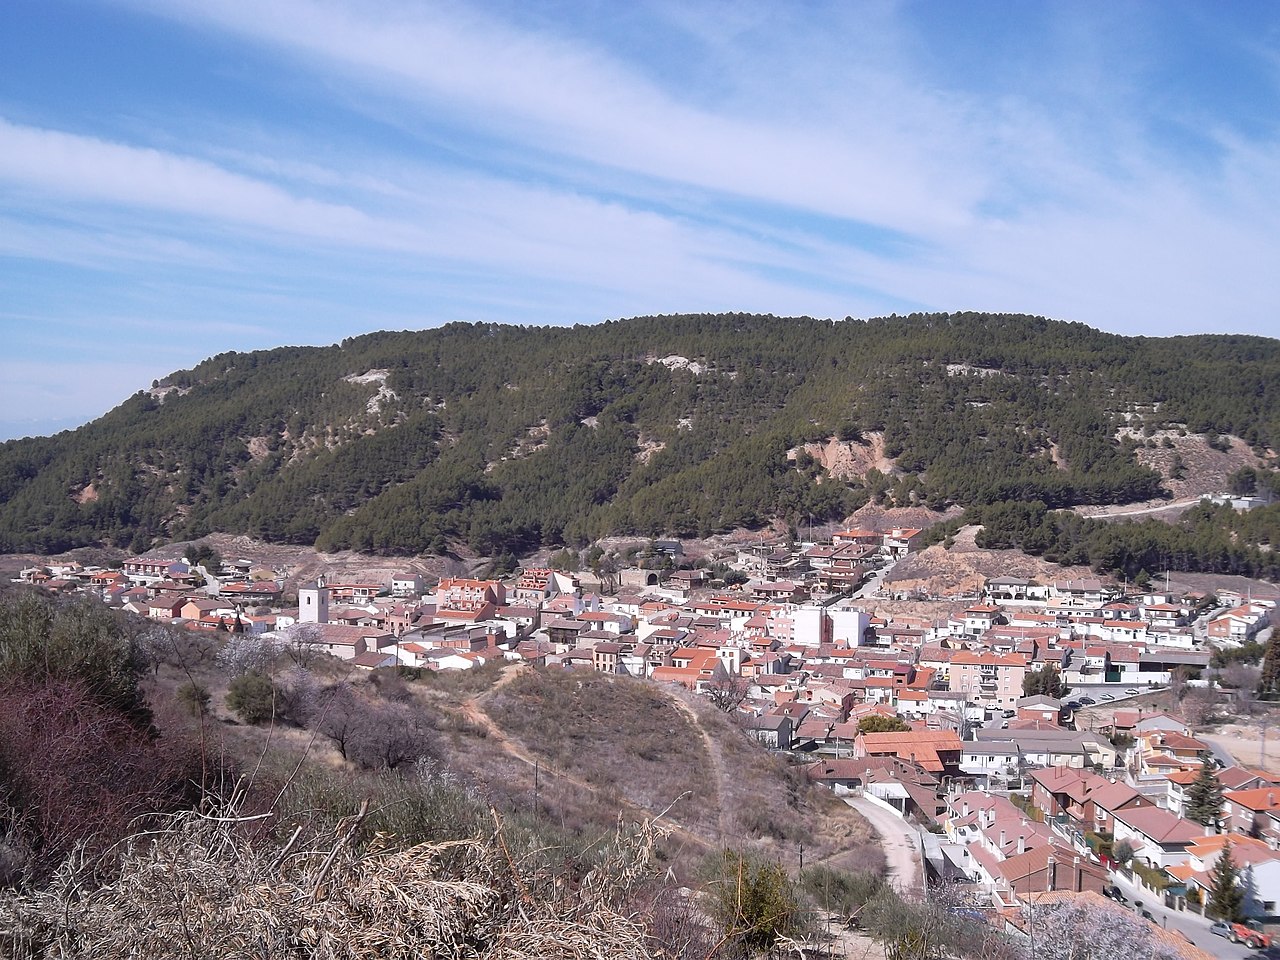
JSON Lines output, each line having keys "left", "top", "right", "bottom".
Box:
{"left": 123, "top": 0, "right": 982, "bottom": 233}
{"left": 3, "top": 0, "right": 1278, "bottom": 434}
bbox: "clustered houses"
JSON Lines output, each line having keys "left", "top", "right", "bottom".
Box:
{"left": 16, "top": 553, "right": 290, "bottom": 635}
{"left": 13, "top": 537, "right": 1280, "bottom": 929}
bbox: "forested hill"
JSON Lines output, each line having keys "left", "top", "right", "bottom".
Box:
{"left": 2, "top": 312, "right": 1277, "bottom": 557}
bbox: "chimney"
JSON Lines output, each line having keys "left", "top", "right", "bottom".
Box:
{"left": 1018, "top": 834, "right": 1026, "bottom": 855}
{"left": 1046, "top": 855, "right": 1056, "bottom": 891}
{"left": 963, "top": 801, "right": 970, "bottom": 817}
{"left": 1000, "top": 829, "right": 1007, "bottom": 849}
{"left": 1073, "top": 857, "right": 1081, "bottom": 893}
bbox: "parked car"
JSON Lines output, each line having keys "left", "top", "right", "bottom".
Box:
{"left": 1140, "top": 910, "right": 1155, "bottom": 922}
{"left": 1102, "top": 885, "right": 1127, "bottom": 903}
{"left": 1079, "top": 697, "right": 1096, "bottom": 705}
{"left": 1124, "top": 687, "right": 1139, "bottom": 694}
{"left": 1101, "top": 693, "right": 1115, "bottom": 700}
{"left": 1229, "top": 921, "right": 1272, "bottom": 948}
{"left": 1209, "top": 921, "right": 1231, "bottom": 938}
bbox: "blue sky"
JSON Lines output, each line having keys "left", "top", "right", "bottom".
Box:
{"left": 2, "top": 1, "right": 1278, "bottom": 440}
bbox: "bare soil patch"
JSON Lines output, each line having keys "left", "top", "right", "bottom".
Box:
{"left": 883, "top": 535, "right": 1100, "bottom": 598}
{"left": 793, "top": 434, "right": 898, "bottom": 481}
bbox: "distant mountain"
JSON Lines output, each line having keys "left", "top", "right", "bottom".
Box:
{"left": 2, "top": 313, "right": 1277, "bottom": 557}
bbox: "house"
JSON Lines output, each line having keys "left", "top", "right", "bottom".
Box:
{"left": 327, "top": 582, "right": 387, "bottom": 602}
{"left": 1223, "top": 787, "right": 1280, "bottom": 837}
{"left": 1016, "top": 695, "right": 1062, "bottom": 726}
{"left": 1166, "top": 834, "right": 1280, "bottom": 921}
{"left": 1029, "top": 766, "right": 1150, "bottom": 834}
{"left": 853, "top": 730, "right": 963, "bottom": 778}
{"left": 121, "top": 557, "right": 189, "bottom": 586}
{"left": 390, "top": 572, "right": 425, "bottom": 597}
{"left": 280, "top": 623, "right": 394, "bottom": 662}
{"left": 947, "top": 651, "right": 1028, "bottom": 710}
{"left": 746, "top": 714, "right": 794, "bottom": 750}
{"left": 883, "top": 528, "right": 924, "bottom": 559}
{"left": 960, "top": 741, "right": 1024, "bottom": 786}
{"left": 1109, "top": 805, "right": 1203, "bottom": 868}
{"left": 436, "top": 578, "right": 507, "bottom": 611}
{"left": 984, "top": 577, "right": 1048, "bottom": 604}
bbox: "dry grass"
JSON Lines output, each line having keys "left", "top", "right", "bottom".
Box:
{"left": 0, "top": 790, "right": 667, "bottom": 960}
{"left": 488, "top": 671, "right": 716, "bottom": 827}
{"left": 481, "top": 670, "right": 881, "bottom": 874}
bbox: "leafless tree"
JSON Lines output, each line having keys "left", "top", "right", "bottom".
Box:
{"left": 281, "top": 623, "right": 325, "bottom": 667}
{"left": 1180, "top": 687, "right": 1219, "bottom": 727}
{"left": 312, "top": 682, "right": 364, "bottom": 761}
{"left": 1221, "top": 663, "right": 1262, "bottom": 715}
{"left": 274, "top": 666, "right": 320, "bottom": 726}
{"left": 309, "top": 682, "right": 435, "bottom": 770}
{"left": 358, "top": 701, "right": 434, "bottom": 770}
{"left": 215, "top": 633, "right": 284, "bottom": 677}
{"left": 137, "top": 623, "right": 218, "bottom": 676}
{"left": 705, "top": 665, "right": 751, "bottom": 713}
{"left": 1168, "top": 665, "right": 1190, "bottom": 704}
{"left": 1023, "top": 897, "right": 1182, "bottom": 960}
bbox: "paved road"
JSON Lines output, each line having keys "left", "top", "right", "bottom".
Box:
{"left": 1109, "top": 869, "right": 1255, "bottom": 959}
{"left": 851, "top": 560, "right": 895, "bottom": 600}
{"left": 842, "top": 794, "right": 923, "bottom": 897}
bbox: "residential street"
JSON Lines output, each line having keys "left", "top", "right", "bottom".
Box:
{"left": 842, "top": 794, "right": 923, "bottom": 897}
{"left": 1109, "top": 869, "right": 1255, "bottom": 959}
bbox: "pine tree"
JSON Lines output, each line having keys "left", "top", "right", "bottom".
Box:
{"left": 1185, "top": 753, "right": 1224, "bottom": 828}
{"left": 1022, "top": 665, "right": 1065, "bottom": 699}
{"left": 1260, "top": 627, "right": 1280, "bottom": 694}
{"left": 1208, "top": 840, "right": 1244, "bottom": 922}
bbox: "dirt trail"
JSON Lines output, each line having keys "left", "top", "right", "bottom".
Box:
{"left": 665, "top": 692, "right": 729, "bottom": 843}
{"left": 458, "top": 666, "right": 714, "bottom": 850}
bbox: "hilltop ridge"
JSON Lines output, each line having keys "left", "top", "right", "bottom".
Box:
{"left": 1, "top": 312, "right": 1276, "bottom": 560}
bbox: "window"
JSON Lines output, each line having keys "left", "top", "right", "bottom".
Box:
{"left": 1266, "top": 901, "right": 1276, "bottom": 913}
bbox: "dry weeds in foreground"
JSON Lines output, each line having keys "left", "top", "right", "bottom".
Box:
{"left": 0, "top": 793, "right": 667, "bottom": 960}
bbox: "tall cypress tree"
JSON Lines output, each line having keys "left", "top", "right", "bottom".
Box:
{"left": 1209, "top": 840, "right": 1245, "bottom": 922}
{"left": 1261, "top": 628, "right": 1280, "bottom": 694}
{"left": 1185, "top": 753, "right": 1224, "bottom": 828}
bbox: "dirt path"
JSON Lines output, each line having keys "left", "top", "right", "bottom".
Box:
{"left": 457, "top": 666, "right": 715, "bottom": 850}
{"left": 1075, "top": 498, "right": 1201, "bottom": 520}
{"left": 665, "top": 692, "right": 729, "bottom": 844}
{"left": 841, "top": 795, "right": 922, "bottom": 898}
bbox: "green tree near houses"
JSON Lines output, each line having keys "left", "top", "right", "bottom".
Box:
{"left": 1259, "top": 627, "right": 1280, "bottom": 695}
{"left": 1022, "top": 664, "right": 1066, "bottom": 699}
{"left": 1208, "top": 840, "right": 1245, "bottom": 922}
{"left": 705, "top": 850, "right": 803, "bottom": 958}
{"left": 857, "top": 715, "right": 912, "bottom": 735}
{"left": 1185, "top": 753, "right": 1225, "bottom": 828}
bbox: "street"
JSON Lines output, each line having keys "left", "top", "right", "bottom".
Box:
{"left": 1109, "top": 869, "right": 1256, "bottom": 959}
{"left": 842, "top": 794, "right": 923, "bottom": 897}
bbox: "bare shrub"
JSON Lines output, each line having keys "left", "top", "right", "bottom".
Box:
{"left": 215, "top": 633, "right": 284, "bottom": 677}
{"left": 0, "top": 678, "right": 199, "bottom": 882}
{"left": 1024, "top": 896, "right": 1182, "bottom": 960}
{"left": 0, "top": 798, "right": 668, "bottom": 960}
{"left": 310, "top": 682, "right": 438, "bottom": 770}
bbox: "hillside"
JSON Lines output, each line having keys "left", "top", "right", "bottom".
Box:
{"left": 1, "top": 313, "right": 1278, "bottom": 558}
{"left": 423, "top": 667, "right": 879, "bottom": 875}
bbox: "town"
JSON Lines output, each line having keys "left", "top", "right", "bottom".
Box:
{"left": 13, "top": 523, "right": 1280, "bottom": 959}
